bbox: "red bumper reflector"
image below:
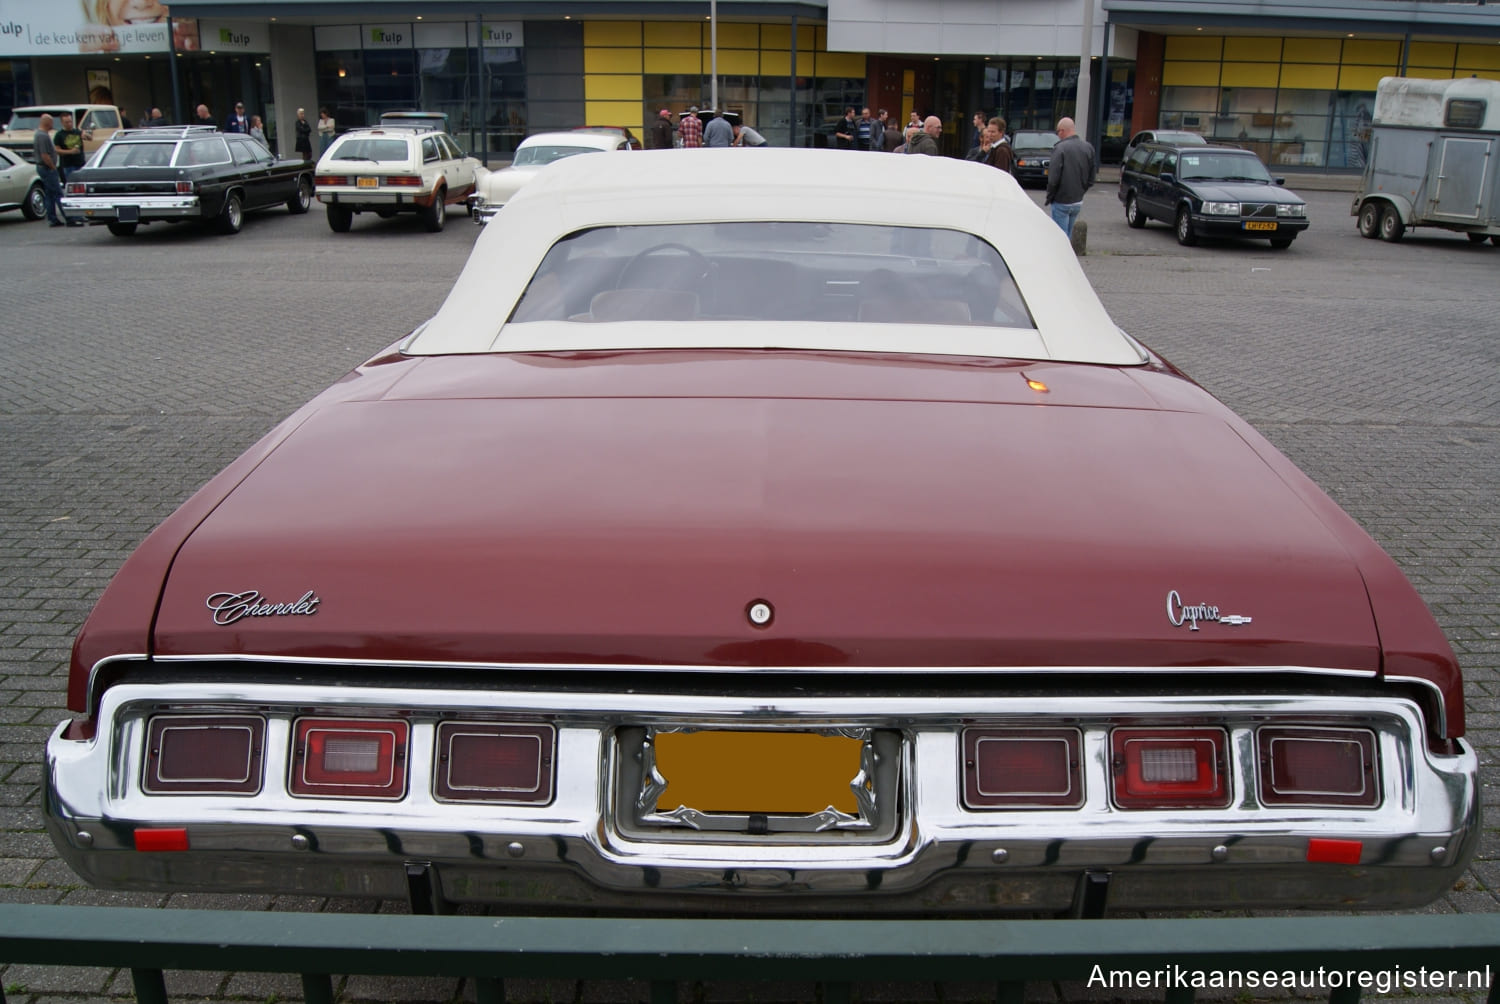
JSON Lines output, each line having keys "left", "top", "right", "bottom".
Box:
{"left": 134, "top": 828, "right": 189, "bottom": 852}
{"left": 1306, "top": 838, "right": 1363, "bottom": 864}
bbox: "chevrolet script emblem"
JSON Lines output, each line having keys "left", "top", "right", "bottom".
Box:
{"left": 1166, "top": 590, "right": 1252, "bottom": 631}
{"left": 206, "top": 589, "right": 320, "bottom": 626}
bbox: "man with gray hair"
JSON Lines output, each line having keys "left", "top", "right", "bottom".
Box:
{"left": 1045, "top": 116, "right": 1096, "bottom": 238}
{"left": 904, "top": 115, "right": 941, "bottom": 156}
{"left": 32, "top": 113, "right": 66, "bottom": 227}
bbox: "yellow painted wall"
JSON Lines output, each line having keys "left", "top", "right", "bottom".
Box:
{"left": 583, "top": 75, "right": 643, "bottom": 101}
{"left": 584, "top": 21, "right": 642, "bottom": 46}
{"left": 1222, "top": 37, "right": 1281, "bottom": 62}
{"left": 1220, "top": 62, "right": 1279, "bottom": 88}
{"left": 1282, "top": 37, "right": 1341, "bottom": 63}
{"left": 1162, "top": 61, "right": 1221, "bottom": 87}
{"left": 1458, "top": 44, "right": 1500, "bottom": 71}
{"left": 644, "top": 22, "right": 701, "bottom": 47}
{"left": 1341, "top": 39, "right": 1400, "bottom": 66}
{"left": 1279, "top": 63, "right": 1339, "bottom": 89}
{"left": 1408, "top": 42, "right": 1456, "bottom": 68}
{"left": 1164, "top": 35, "right": 1222, "bottom": 60}
{"left": 584, "top": 47, "right": 643, "bottom": 74}
{"left": 644, "top": 49, "right": 702, "bottom": 74}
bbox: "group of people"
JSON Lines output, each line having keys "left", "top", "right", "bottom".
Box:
{"left": 126, "top": 102, "right": 339, "bottom": 161}
{"left": 649, "top": 107, "right": 768, "bottom": 149}
{"left": 834, "top": 107, "right": 897, "bottom": 151}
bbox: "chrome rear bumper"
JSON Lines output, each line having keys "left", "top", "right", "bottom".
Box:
{"left": 45, "top": 680, "right": 1480, "bottom": 913}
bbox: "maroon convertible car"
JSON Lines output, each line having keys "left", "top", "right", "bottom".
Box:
{"left": 44, "top": 149, "right": 1478, "bottom": 916}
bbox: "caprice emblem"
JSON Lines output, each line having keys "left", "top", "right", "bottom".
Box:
{"left": 1166, "top": 590, "right": 1252, "bottom": 631}
{"left": 206, "top": 590, "right": 320, "bottom": 626}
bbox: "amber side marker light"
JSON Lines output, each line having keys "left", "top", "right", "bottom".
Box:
{"left": 290, "top": 718, "right": 409, "bottom": 799}
{"left": 1111, "top": 728, "right": 1230, "bottom": 809}
{"left": 1023, "top": 375, "right": 1050, "bottom": 393}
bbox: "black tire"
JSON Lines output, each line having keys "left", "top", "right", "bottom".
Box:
{"left": 1357, "top": 201, "right": 1381, "bottom": 239}
{"left": 1467, "top": 232, "right": 1489, "bottom": 244}
{"left": 1268, "top": 237, "right": 1294, "bottom": 249}
{"left": 327, "top": 204, "right": 352, "bottom": 233}
{"left": 217, "top": 192, "right": 243, "bottom": 235}
{"left": 106, "top": 221, "right": 137, "bottom": 237}
{"left": 1491, "top": 234, "right": 1500, "bottom": 246}
{"left": 422, "top": 187, "right": 446, "bottom": 233}
{"left": 1125, "top": 193, "right": 1146, "bottom": 229}
{"left": 287, "top": 176, "right": 312, "bottom": 215}
{"left": 1175, "top": 206, "right": 1197, "bottom": 246}
{"left": 21, "top": 183, "right": 45, "bottom": 221}
{"left": 1379, "top": 205, "right": 1404, "bottom": 243}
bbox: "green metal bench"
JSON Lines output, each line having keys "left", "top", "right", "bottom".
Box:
{"left": 0, "top": 905, "right": 1494, "bottom": 1004}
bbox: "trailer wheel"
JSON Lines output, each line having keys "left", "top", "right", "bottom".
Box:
{"left": 1357, "top": 201, "right": 1382, "bottom": 239}
{"left": 1379, "top": 205, "right": 1404, "bottom": 243}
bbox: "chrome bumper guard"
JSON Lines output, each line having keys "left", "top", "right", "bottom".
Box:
{"left": 45, "top": 682, "right": 1480, "bottom": 912}
{"left": 60, "top": 195, "right": 201, "bottom": 220}
{"left": 467, "top": 195, "right": 500, "bottom": 223}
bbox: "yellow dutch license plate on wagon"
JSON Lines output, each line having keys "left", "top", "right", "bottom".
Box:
{"left": 1244, "top": 220, "right": 1277, "bottom": 231}
{"left": 652, "top": 730, "right": 863, "bottom": 814}
{"left": 357, "top": 177, "right": 379, "bottom": 188}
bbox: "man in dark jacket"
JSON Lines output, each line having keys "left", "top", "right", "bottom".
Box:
{"left": 650, "top": 108, "right": 674, "bottom": 149}
{"left": 1044, "top": 117, "right": 1095, "bottom": 238}
{"left": 903, "top": 116, "right": 941, "bottom": 156}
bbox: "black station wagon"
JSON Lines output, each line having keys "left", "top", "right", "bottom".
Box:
{"left": 60, "top": 126, "right": 314, "bottom": 237}
{"left": 1118, "top": 142, "right": 1309, "bottom": 249}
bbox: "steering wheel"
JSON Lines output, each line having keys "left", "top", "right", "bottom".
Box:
{"left": 616, "top": 242, "right": 712, "bottom": 291}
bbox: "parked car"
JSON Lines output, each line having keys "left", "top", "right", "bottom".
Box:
{"left": 43, "top": 149, "right": 1477, "bottom": 916}
{"left": 60, "top": 126, "right": 314, "bottom": 236}
{"left": 571, "top": 125, "right": 643, "bottom": 150}
{"left": 1, "top": 104, "right": 123, "bottom": 163}
{"left": 378, "top": 110, "right": 450, "bottom": 133}
{"left": 1010, "top": 130, "right": 1059, "bottom": 188}
{"left": 1119, "top": 142, "right": 1309, "bottom": 248}
{"left": 315, "top": 125, "right": 481, "bottom": 232}
{"left": 0, "top": 146, "right": 44, "bottom": 221}
{"left": 467, "top": 129, "right": 631, "bottom": 223}
{"left": 1122, "top": 128, "right": 1206, "bottom": 163}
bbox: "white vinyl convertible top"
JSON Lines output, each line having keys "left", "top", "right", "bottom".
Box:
{"left": 407, "top": 148, "right": 1145, "bottom": 366}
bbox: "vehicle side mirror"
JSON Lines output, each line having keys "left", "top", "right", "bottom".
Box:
{"left": 1274, "top": 177, "right": 1285, "bottom": 186}
{"left": 1160, "top": 172, "right": 1175, "bottom": 183}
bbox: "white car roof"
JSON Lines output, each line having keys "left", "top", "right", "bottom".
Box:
{"left": 517, "top": 131, "right": 626, "bottom": 152}
{"left": 408, "top": 148, "right": 1143, "bottom": 366}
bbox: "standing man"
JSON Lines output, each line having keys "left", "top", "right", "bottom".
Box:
{"left": 32, "top": 114, "right": 66, "bottom": 227}
{"left": 143, "top": 108, "right": 166, "bottom": 127}
{"left": 732, "top": 122, "right": 768, "bottom": 147}
{"left": 856, "top": 108, "right": 877, "bottom": 150}
{"left": 834, "top": 107, "right": 857, "bottom": 149}
{"left": 225, "top": 102, "right": 249, "bottom": 134}
{"left": 904, "top": 115, "right": 941, "bottom": 156}
{"left": 1044, "top": 117, "right": 1096, "bottom": 239}
{"left": 194, "top": 104, "right": 215, "bottom": 127}
{"left": 874, "top": 109, "right": 892, "bottom": 150}
{"left": 704, "top": 109, "right": 733, "bottom": 148}
{"left": 970, "top": 111, "right": 987, "bottom": 151}
{"left": 650, "top": 108, "right": 674, "bottom": 150}
{"left": 678, "top": 106, "right": 703, "bottom": 148}
{"left": 53, "top": 113, "right": 88, "bottom": 184}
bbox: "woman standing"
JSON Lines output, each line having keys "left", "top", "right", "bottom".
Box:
{"left": 248, "top": 115, "right": 267, "bottom": 147}
{"left": 294, "top": 107, "right": 313, "bottom": 162}
{"left": 317, "top": 108, "right": 336, "bottom": 155}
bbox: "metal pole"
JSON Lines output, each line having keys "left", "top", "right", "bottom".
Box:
{"left": 1075, "top": 0, "right": 1094, "bottom": 141}
{"left": 789, "top": 15, "right": 797, "bottom": 147}
{"left": 167, "top": 15, "right": 183, "bottom": 124}
{"left": 477, "top": 14, "right": 488, "bottom": 166}
{"left": 1097, "top": 17, "right": 1111, "bottom": 158}
{"left": 710, "top": 0, "right": 719, "bottom": 112}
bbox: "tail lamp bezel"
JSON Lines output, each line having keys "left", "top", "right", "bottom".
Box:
{"left": 1110, "top": 727, "right": 1231, "bottom": 810}
{"left": 1258, "top": 726, "right": 1380, "bottom": 808}
{"left": 962, "top": 727, "right": 1085, "bottom": 809}
{"left": 433, "top": 722, "right": 556, "bottom": 805}
{"left": 289, "top": 717, "right": 409, "bottom": 800}
{"left": 143, "top": 714, "right": 265, "bottom": 795}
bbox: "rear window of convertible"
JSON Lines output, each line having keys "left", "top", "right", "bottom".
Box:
{"left": 508, "top": 222, "right": 1035, "bottom": 327}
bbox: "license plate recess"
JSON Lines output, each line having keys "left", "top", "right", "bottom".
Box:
{"left": 1244, "top": 220, "right": 1277, "bottom": 231}
{"left": 117, "top": 205, "right": 140, "bottom": 223}
{"left": 614, "top": 726, "right": 902, "bottom": 839}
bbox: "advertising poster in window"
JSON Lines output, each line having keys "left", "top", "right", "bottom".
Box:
{"left": 0, "top": 0, "right": 198, "bottom": 56}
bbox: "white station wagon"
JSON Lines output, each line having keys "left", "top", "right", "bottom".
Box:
{"left": 467, "top": 129, "right": 631, "bottom": 224}
{"left": 314, "top": 125, "right": 482, "bottom": 233}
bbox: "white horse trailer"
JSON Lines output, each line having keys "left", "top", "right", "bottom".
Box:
{"left": 1352, "top": 76, "right": 1500, "bottom": 244}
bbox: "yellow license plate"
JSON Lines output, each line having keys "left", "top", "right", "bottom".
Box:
{"left": 1244, "top": 220, "right": 1277, "bottom": 231}
{"left": 652, "top": 730, "right": 863, "bottom": 814}
{"left": 356, "top": 177, "right": 379, "bottom": 188}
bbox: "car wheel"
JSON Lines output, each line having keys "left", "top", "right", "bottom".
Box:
{"left": 1357, "top": 201, "right": 1382, "bottom": 239}
{"left": 106, "top": 221, "right": 137, "bottom": 237}
{"left": 422, "top": 188, "right": 446, "bottom": 233}
{"left": 1492, "top": 234, "right": 1500, "bottom": 246}
{"left": 327, "top": 204, "right": 352, "bottom": 233}
{"left": 1466, "top": 232, "right": 1489, "bottom": 244}
{"left": 217, "top": 192, "right": 243, "bottom": 235}
{"left": 1174, "top": 207, "right": 1197, "bottom": 246}
{"left": 21, "top": 183, "right": 45, "bottom": 221}
{"left": 287, "top": 177, "right": 312, "bottom": 215}
{"left": 1125, "top": 194, "right": 1146, "bottom": 229}
{"left": 1379, "top": 205, "right": 1404, "bottom": 243}
{"left": 1268, "top": 237, "right": 1294, "bottom": 249}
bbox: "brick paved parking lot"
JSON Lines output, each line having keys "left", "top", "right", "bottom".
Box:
{"left": 1, "top": 179, "right": 1496, "bottom": 1002}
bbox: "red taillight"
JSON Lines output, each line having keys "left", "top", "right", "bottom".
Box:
{"left": 144, "top": 715, "right": 264, "bottom": 794}
{"left": 1111, "top": 728, "right": 1229, "bottom": 809}
{"left": 1307, "top": 837, "right": 1363, "bottom": 864}
{"left": 66, "top": 182, "right": 86, "bottom": 195}
{"left": 175, "top": 180, "right": 194, "bottom": 194}
{"left": 290, "top": 718, "right": 408, "bottom": 799}
{"left": 134, "top": 827, "right": 189, "bottom": 852}
{"left": 385, "top": 175, "right": 423, "bottom": 187}
{"left": 434, "top": 723, "right": 555, "bottom": 803}
{"left": 1259, "top": 727, "right": 1379, "bottom": 807}
{"left": 316, "top": 175, "right": 347, "bottom": 186}
{"left": 962, "top": 728, "right": 1083, "bottom": 809}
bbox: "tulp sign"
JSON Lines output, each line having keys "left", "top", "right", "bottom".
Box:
{"left": 200, "top": 20, "right": 269, "bottom": 53}
{"left": 0, "top": 0, "right": 178, "bottom": 55}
